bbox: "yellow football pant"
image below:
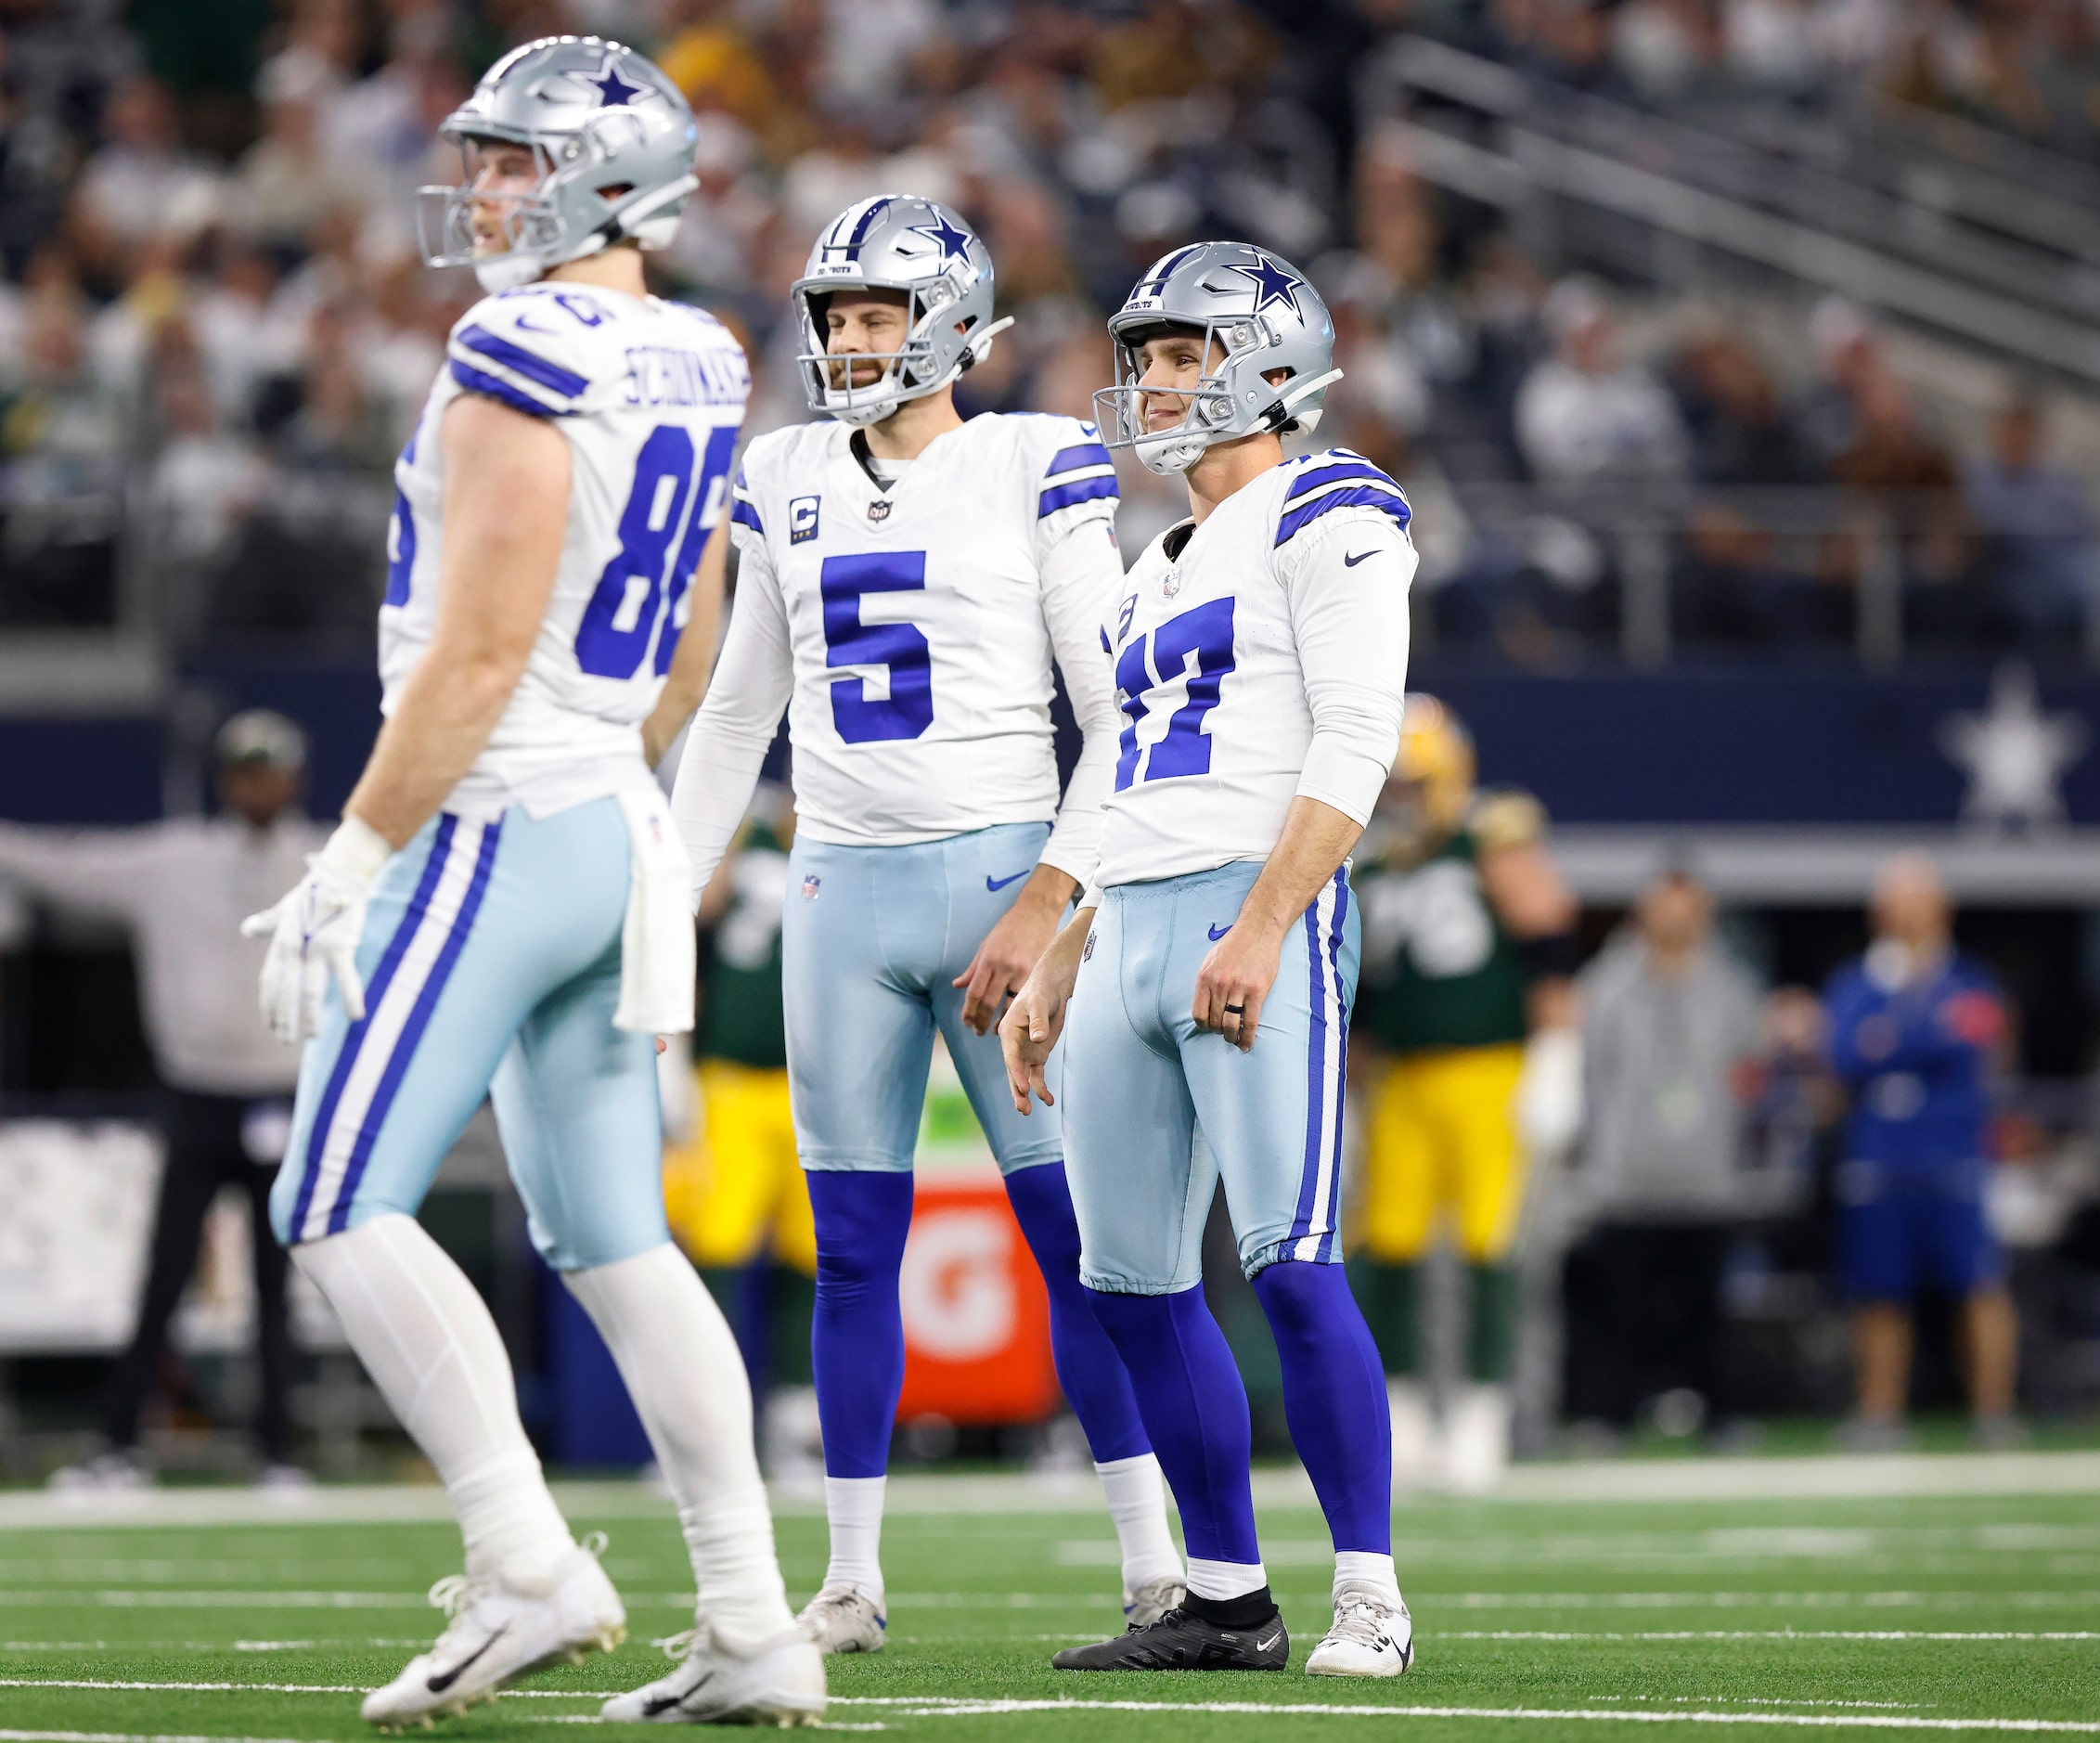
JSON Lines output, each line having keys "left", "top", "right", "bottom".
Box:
{"left": 1353, "top": 1042, "right": 1528, "bottom": 1263}
{"left": 662, "top": 1059, "right": 817, "bottom": 1274}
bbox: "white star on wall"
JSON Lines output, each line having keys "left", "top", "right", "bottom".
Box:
{"left": 1938, "top": 661, "right": 2090, "bottom": 829}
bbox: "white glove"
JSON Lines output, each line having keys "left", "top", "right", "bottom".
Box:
{"left": 1516, "top": 1024, "right": 1584, "bottom": 1160}
{"left": 242, "top": 817, "right": 394, "bottom": 1044}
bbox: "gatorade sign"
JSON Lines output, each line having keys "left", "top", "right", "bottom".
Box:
{"left": 895, "top": 1042, "right": 1059, "bottom": 1425}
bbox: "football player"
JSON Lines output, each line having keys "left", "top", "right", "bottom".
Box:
{"left": 243, "top": 39, "right": 820, "bottom": 1728}
{"left": 1350, "top": 695, "right": 1582, "bottom": 1491}
{"left": 667, "top": 195, "right": 1183, "bottom": 1653}
{"left": 1002, "top": 242, "right": 1416, "bottom": 1677}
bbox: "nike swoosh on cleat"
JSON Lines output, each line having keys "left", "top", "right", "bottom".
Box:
{"left": 986, "top": 872, "right": 1029, "bottom": 892}
{"left": 1344, "top": 549, "right": 1377, "bottom": 566}
{"left": 425, "top": 1626, "right": 507, "bottom": 1693}
{"left": 1257, "top": 1631, "right": 1284, "bottom": 1652}
{"left": 1208, "top": 923, "right": 1231, "bottom": 940}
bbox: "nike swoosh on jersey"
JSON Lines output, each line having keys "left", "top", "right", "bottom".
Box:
{"left": 1343, "top": 549, "right": 1378, "bottom": 566}
{"left": 986, "top": 871, "right": 1029, "bottom": 892}
{"left": 1208, "top": 923, "right": 1232, "bottom": 940}
{"left": 425, "top": 1625, "right": 508, "bottom": 1693}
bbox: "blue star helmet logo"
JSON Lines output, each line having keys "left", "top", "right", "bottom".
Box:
{"left": 1224, "top": 253, "right": 1303, "bottom": 316}
{"left": 908, "top": 213, "right": 974, "bottom": 267}
{"left": 591, "top": 57, "right": 644, "bottom": 108}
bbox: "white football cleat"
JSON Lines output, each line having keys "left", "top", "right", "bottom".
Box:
{"left": 792, "top": 1584, "right": 885, "bottom": 1655}
{"left": 360, "top": 1539, "right": 625, "bottom": 1729}
{"left": 599, "top": 1623, "right": 825, "bottom": 1726}
{"left": 1123, "top": 1574, "right": 1187, "bottom": 1630}
{"left": 1307, "top": 1582, "right": 1415, "bottom": 1678}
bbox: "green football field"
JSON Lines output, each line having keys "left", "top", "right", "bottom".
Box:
{"left": 2, "top": 1460, "right": 2096, "bottom": 1741}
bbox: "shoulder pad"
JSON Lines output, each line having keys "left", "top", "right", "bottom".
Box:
{"left": 1470, "top": 788, "right": 1547, "bottom": 852}
{"left": 1031, "top": 415, "right": 1118, "bottom": 523}
{"left": 447, "top": 288, "right": 614, "bottom": 418}
{"left": 1273, "top": 446, "right": 1411, "bottom": 550}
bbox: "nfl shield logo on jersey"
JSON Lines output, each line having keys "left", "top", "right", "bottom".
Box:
{"left": 1161, "top": 568, "right": 1180, "bottom": 598}
{"left": 790, "top": 496, "right": 820, "bottom": 544}
{"left": 868, "top": 498, "right": 892, "bottom": 523}
{"left": 802, "top": 873, "right": 821, "bottom": 900}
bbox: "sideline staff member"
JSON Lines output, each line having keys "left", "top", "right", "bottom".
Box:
{"left": 0, "top": 711, "right": 325, "bottom": 1488}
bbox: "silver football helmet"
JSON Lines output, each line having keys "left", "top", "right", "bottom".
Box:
{"left": 791, "top": 194, "right": 1012, "bottom": 427}
{"left": 1096, "top": 241, "right": 1342, "bottom": 475}
{"left": 419, "top": 36, "right": 698, "bottom": 293}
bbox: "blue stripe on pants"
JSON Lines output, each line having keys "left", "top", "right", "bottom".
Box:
{"left": 325, "top": 820, "right": 502, "bottom": 1233}
{"left": 288, "top": 817, "right": 458, "bottom": 1239}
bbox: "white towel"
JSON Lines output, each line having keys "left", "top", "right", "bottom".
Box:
{"left": 613, "top": 788, "right": 696, "bottom": 1035}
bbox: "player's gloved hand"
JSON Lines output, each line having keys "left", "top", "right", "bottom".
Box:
{"left": 1515, "top": 1024, "right": 1584, "bottom": 1159}
{"left": 242, "top": 816, "right": 394, "bottom": 1045}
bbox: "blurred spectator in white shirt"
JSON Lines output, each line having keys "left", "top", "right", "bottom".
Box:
{"left": 1515, "top": 278, "right": 1689, "bottom": 486}
{"left": 72, "top": 77, "right": 222, "bottom": 270}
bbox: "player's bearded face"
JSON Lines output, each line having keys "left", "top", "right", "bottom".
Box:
{"left": 825, "top": 293, "right": 910, "bottom": 391}
{"left": 463, "top": 143, "right": 544, "bottom": 254}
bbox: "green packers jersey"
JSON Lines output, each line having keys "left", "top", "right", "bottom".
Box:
{"left": 695, "top": 820, "right": 788, "bottom": 1069}
{"left": 1353, "top": 793, "right": 1540, "bottom": 1053}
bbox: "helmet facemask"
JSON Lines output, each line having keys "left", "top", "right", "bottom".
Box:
{"left": 1095, "top": 315, "right": 1332, "bottom": 476}
{"left": 793, "top": 274, "right": 985, "bottom": 429}
{"left": 419, "top": 123, "right": 696, "bottom": 293}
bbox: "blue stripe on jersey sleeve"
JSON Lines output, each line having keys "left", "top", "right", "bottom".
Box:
{"left": 1274, "top": 483, "right": 1411, "bottom": 549}
{"left": 449, "top": 358, "right": 566, "bottom": 418}
{"left": 731, "top": 496, "right": 764, "bottom": 536}
{"left": 1038, "top": 474, "right": 1119, "bottom": 518}
{"left": 1283, "top": 458, "right": 1397, "bottom": 504}
{"left": 1047, "top": 441, "right": 1114, "bottom": 477}
{"left": 455, "top": 324, "right": 589, "bottom": 400}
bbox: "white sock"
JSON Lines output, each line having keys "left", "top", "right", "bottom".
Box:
{"left": 1333, "top": 1550, "right": 1403, "bottom": 1607}
{"left": 561, "top": 1245, "right": 793, "bottom": 1653}
{"left": 1094, "top": 1453, "right": 1183, "bottom": 1595}
{"left": 291, "top": 1215, "right": 573, "bottom": 1583}
{"left": 1185, "top": 1556, "right": 1268, "bottom": 1601}
{"left": 822, "top": 1475, "right": 886, "bottom": 1599}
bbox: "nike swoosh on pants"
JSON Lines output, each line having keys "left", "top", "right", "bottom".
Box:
{"left": 986, "top": 871, "right": 1029, "bottom": 892}
{"left": 1209, "top": 923, "right": 1232, "bottom": 940}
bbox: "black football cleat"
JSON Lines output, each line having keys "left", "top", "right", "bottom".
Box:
{"left": 1052, "top": 1602, "right": 1289, "bottom": 1672}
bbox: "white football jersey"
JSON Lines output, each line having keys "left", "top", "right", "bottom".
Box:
{"left": 384, "top": 282, "right": 750, "bottom": 820}
{"left": 1092, "top": 448, "right": 1417, "bottom": 892}
{"left": 671, "top": 412, "right": 1124, "bottom": 897}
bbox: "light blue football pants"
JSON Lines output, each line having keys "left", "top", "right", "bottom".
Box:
{"left": 781, "top": 821, "right": 1064, "bottom": 1174}
{"left": 1062, "top": 860, "right": 1360, "bottom": 1294}
{"left": 270, "top": 799, "right": 668, "bottom": 1271}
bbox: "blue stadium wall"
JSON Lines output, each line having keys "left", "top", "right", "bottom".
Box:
{"left": 1, "top": 665, "right": 2095, "bottom": 826}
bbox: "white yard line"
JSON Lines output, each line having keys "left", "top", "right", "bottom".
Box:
{"left": 1, "top": 1453, "right": 2096, "bottom": 1530}
{"left": 1442, "top": 1631, "right": 2099, "bottom": 1643}
{"left": 0, "top": 1677, "right": 596, "bottom": 1698}
{"left": 825, "top": 1697, "right": 2100, "bottom": 1732}
{"left": 0, "top": 1731, "right": 308, "bottom": 1743}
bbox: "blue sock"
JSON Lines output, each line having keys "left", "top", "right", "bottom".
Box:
{"left": 1252, "top": 1259, "right": 1392, "bottom": 1554}
{"left": 1084, "top": 1284, "right": 1259, "bottom": 1566}
{"left": 806, "top": 1170, "right": 915, "bottom": 1479}
{"left": 1003, "top": 1163, "right": 1151, "bottom": 1464}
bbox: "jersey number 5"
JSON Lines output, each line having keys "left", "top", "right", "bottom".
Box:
{"left": 573, "top": 422, "right": 738, "bottom": 680}
{"left": 1114, "top": 597, "right": 1235, "bottom": 790}
{"left": 820, "top": 551, "right": 934, "bottom": 743}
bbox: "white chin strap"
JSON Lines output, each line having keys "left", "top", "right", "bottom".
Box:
{"left": 1133, "top": 365, "right": 1346, "bottom": 476}
{"left": 470, "top": 177, "right": 699, "bottom": 293}
{"left": 826, "top": 315, "right": 1016, "bottom": 428}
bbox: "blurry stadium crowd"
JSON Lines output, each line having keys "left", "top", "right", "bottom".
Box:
{"left": 2, "top": 0, "right": 2098, "bottom": 663}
